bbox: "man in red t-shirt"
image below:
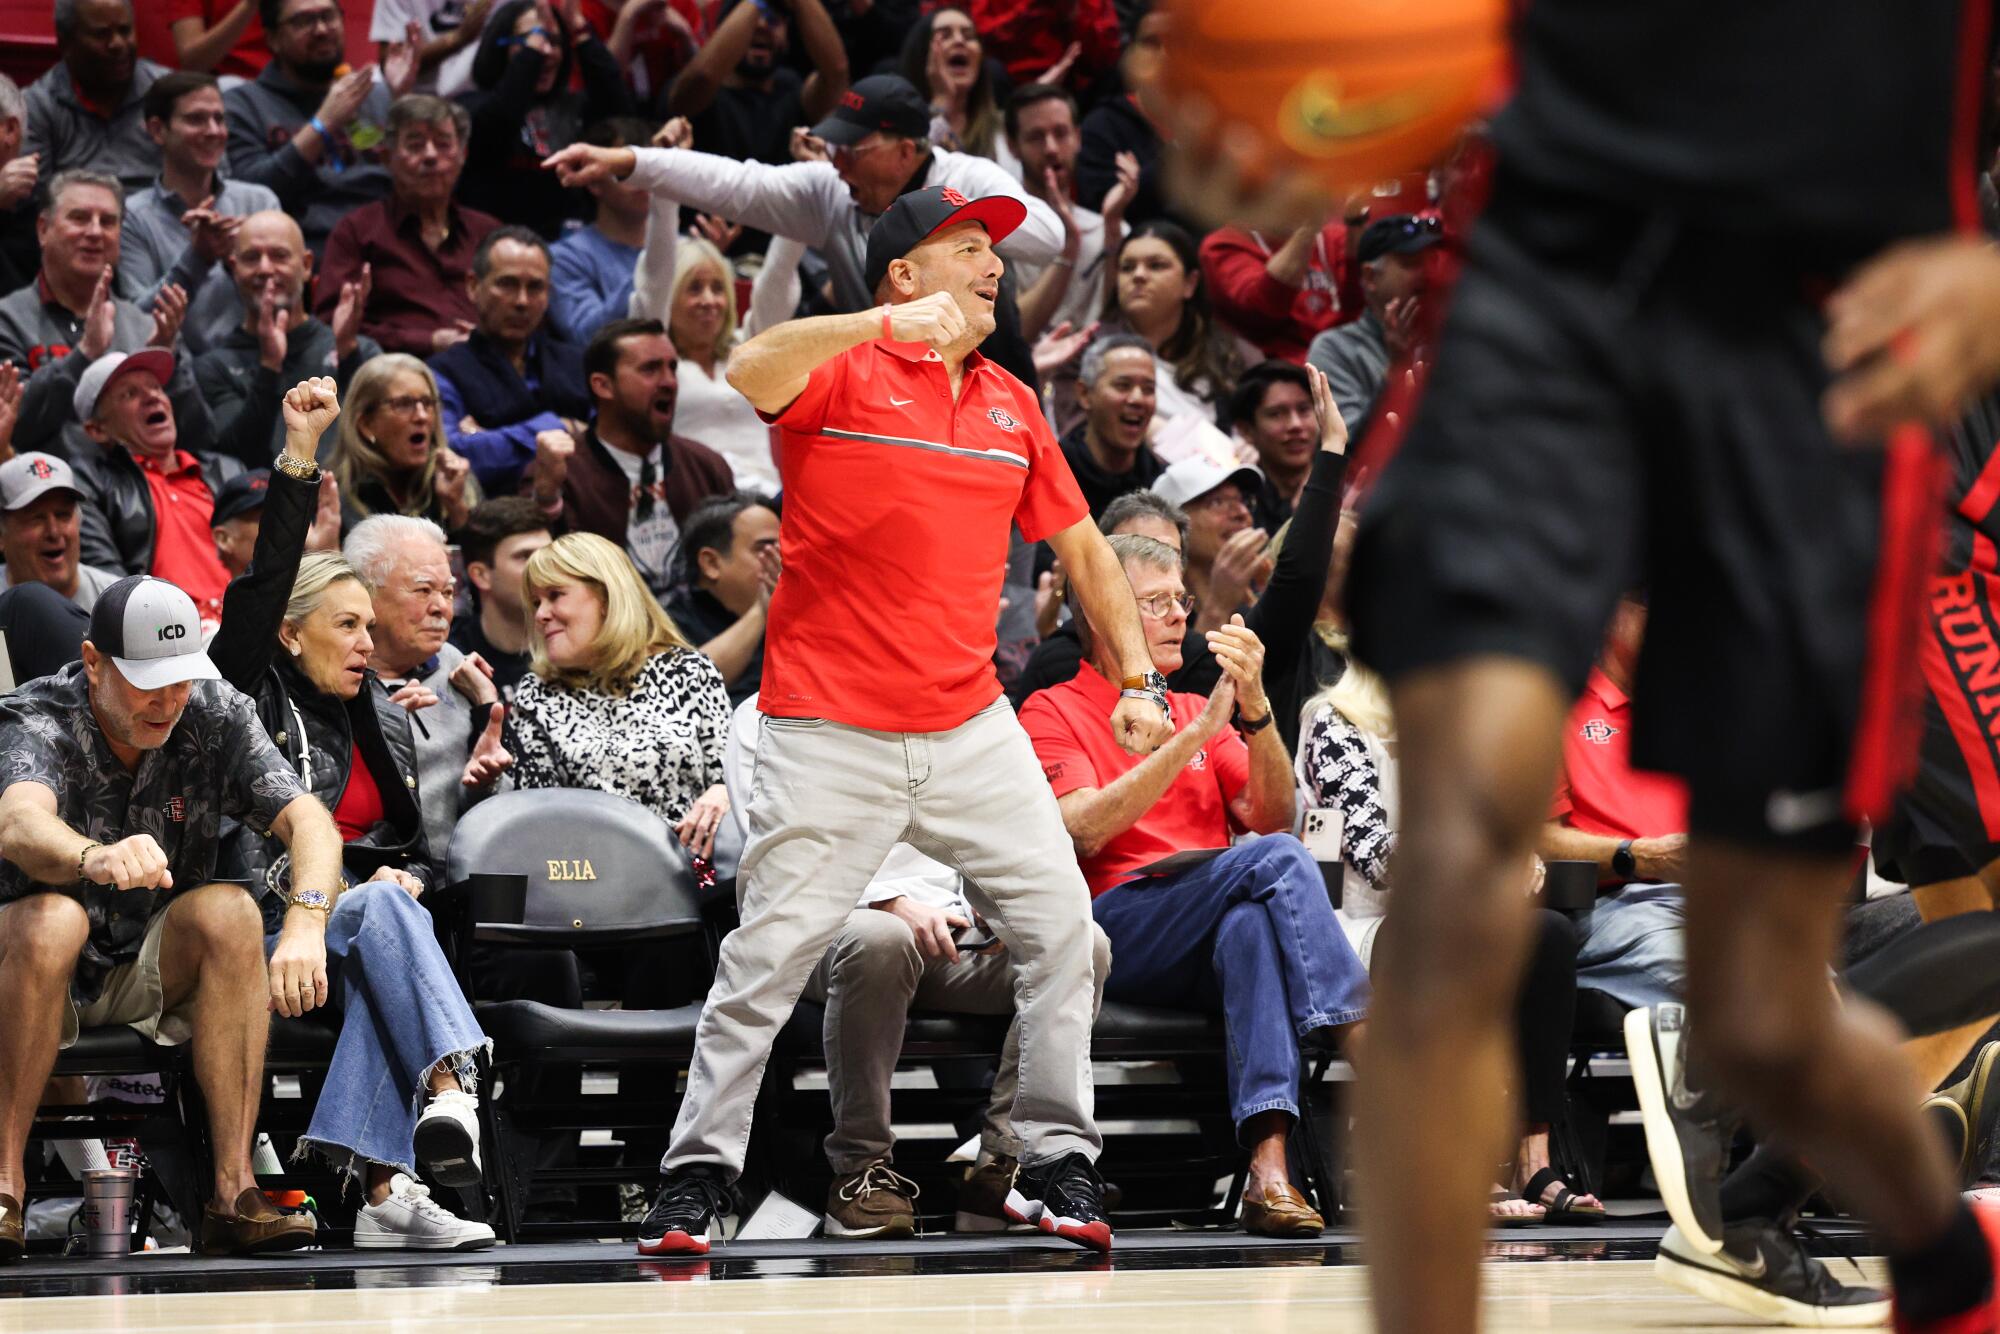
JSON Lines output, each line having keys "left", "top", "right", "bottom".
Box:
{"left": 1538, "top": 595, "right": 1692, "bottom": 1010}
{"left": 1020, "top": 532, "right": 1367, "bottom": 1239}
{"left": 638, "top": 186, "right": 1171, "bottom": 1258}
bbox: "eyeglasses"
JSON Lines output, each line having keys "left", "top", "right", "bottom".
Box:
{"left": 1135, "top": 591, "right": 1195, "bottom": 621}
{"left": 371, "top": 394, "right": 438, "bottom": 418}
{"left": 279, "top": 7, "right": 342, "bottom": 32}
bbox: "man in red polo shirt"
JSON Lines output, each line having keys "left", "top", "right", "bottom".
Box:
{"left": 1539, "top": 594, "right": 1693, "bottom": 1012}
{"left": 640, "top": 185, "right": 1171, "bottom": 1257}
{"left": 69, "top": 349, "right": 242, "bottom": 631}
{"left": 1020, "top": 533, "right": 1367, "bottom": 1240}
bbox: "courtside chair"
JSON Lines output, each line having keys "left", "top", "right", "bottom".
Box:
{"left": 443, "top": 788, "right": 710, "bottom": 1242}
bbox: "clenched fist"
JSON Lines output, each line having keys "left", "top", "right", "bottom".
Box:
{"left": 82, "top": 835, "right": 173, "bottom": 891}
{"left": 283, "top": 376, "right": 340, "bottom": 442}
{"left": 886, "top": 291, "right": 968, "bottom": 350}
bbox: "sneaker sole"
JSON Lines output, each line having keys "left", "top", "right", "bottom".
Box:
{"left": 1004, "top": 1188, "right": 1111, "bottom": 1253}
{"left": 354, "top": 1230, "right": 497, "bottom": 1251}
{"left": 1653, "top": 1245, "right": 1889, "bottom": 1328}
{"left": 1625, "top": 1007, "right": 1723, "bottom": 1257}
{"left": 822, "top": 1214, "right": 915, "bottom": 1240}
{"left": 413, "top": 1117, "right": 483, "bottom": 1190}
{"left": 636, "top": 1231, "right": 710, "bottom": 1256}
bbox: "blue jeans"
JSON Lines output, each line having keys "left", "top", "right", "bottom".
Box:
{"left": 1090, "top": 838, "right": 1370, "bottom": 1135}
{"left": 265, "top": 881, "right": 489, "bottom": 1180}
{"left": 1573, "top": 882, "right": 1688, "bottom": 1010}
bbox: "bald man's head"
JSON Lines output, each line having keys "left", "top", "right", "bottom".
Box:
{"left": 229, "top": 209, "right": 312, "bottom": 318}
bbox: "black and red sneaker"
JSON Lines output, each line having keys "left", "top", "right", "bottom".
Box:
{"left": 635, "top": 1167, "right": 733, "bottom": 1257}
{"left": 1006, "top": 1151, "right": 1113, "bottom": 1253}
{"left": 1894, "top": 1202, "right": 2000, "bottom": 1333}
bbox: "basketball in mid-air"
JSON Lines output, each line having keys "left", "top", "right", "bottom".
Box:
{"left": 1160, "top": 0, "right": 1508, "bottom": 194}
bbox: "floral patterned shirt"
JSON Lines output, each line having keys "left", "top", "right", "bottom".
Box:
{"left": 0, "top": 663, "right": 306, "bottom": 1003}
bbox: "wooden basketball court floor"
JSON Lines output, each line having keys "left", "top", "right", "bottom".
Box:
{"left": 0, "top": 1225, "right": 1890, "bottom": 1332}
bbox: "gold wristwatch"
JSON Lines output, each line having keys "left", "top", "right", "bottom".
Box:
{"left": 274, "top": 452, "right": 319, "bottom": 481}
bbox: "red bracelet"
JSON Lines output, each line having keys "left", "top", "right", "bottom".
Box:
{"left": 882, "top": 303, "right": 893, "bottom": 341}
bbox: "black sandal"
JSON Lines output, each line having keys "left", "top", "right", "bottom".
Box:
{"left": 1521, "top": 1167, "right": 1605, "bottom": 1224}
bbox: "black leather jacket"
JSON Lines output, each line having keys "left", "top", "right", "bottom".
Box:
{"left": 209, "top": 464, "right": 434, "bottom": 932}
{"left": 67, "top": 438, "right": 246, "bottom": 575}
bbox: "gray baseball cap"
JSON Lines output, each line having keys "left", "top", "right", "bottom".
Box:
{"left": 87, "top": 576, "right": 220, "bottom": 691}
{"left": 0, "top": 452, "right": 81, "bottom": 511}
{"left": 72, "top": 349, "right": 176, "bottom": 423}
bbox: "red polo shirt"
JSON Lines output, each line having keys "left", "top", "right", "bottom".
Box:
{"left": 1020, "top": 664, "right": 1250, "bottom": 896}
{"left": 136, "top": 449, "right": 230, "bottom": 630}
{"left": 758, "top": 338, "right": 1087, "bottom": 732}
{"left": 1550, "top": 668, "right": 1690, "bottom": 841}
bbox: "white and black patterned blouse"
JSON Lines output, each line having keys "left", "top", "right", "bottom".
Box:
{"left": 1298, "top": 703, "right": 1396, "bottom": 891}
{"left": 504, "top": 648, "right": 730, "bottom": 830}
{"left": 0, "top": 665, "right": 307, "bottom": 1003}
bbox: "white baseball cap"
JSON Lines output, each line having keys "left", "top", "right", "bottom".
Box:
{"left": 0, "top": 452, "right": 81, "bottom": 511}
{"left": 73, "top": 349, "right": 176, "bottom": 423}
{"left": 1150, "top": 456, "right": 1263, "bottom": 510}
{"left": 87, "top": 576, "right": 221, "bottom": 690}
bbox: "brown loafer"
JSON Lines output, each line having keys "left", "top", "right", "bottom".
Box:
{"left": 0, "top": 1192, "right": 22, "bottom": 1261}
{"left": 198, "top": 1188, "right": 317, "bottom": 1255}
{"left": 1242, "top": 1181, "right": 1325, "bottom": 1238}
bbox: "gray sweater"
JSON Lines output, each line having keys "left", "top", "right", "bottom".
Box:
{"left": 24, "top": 61, "right": 169, "bottom": 196}
{"left": 0, "top": 283, "right": 213, "bottom": 457}
{"left": 1305, "top": 310, "right": 1390, "bottom": 438}
{"left": 119, "top": 175, "right": 281, "bottom": 358}
{"left": 223, "top": 65, "right": 393, "bottom": 253}
{"left": 380, "top": 643, "right": 481, "bottom": 870}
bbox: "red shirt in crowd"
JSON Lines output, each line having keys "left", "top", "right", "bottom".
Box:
{"left": 332, "top": 743, "right": 385, "bottom": 843}
{"left": 136, "top": 450, "right": 230, "bottom": 631}
{"left": 1199, "top": 223, "right": 1359, "bottom": 364}
{"left": 1020, "top": 664, "right": 1251, "bottom": 896}
{"left": 165, "top": 0, "right": 271, "bottom": 78}
{"left": 1550, "top": 667, "right": 1690, "bottom": 845}
{"left": 757, "top": 337, "right": 1087, "bottom": 732}
{"left": 940, "top": 0, "right": 1123, "bottom": 89}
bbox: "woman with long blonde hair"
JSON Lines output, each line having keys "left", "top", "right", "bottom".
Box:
{"left": 466, "top": 532, "right": 733, "bottom": 865}
{"left": 328, "top": 354, "right": 480, "bottom": 537}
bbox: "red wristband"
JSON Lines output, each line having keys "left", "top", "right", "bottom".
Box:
{"left": 882, "top": 303, "right": 893, "bottom": 341}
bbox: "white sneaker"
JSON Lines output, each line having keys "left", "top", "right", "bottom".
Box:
{"left": 354, "top": 1174, "right": 496, "bottom": 1251}
{"left": 414, "top": 1089, "right": 482, "bottom": 1189}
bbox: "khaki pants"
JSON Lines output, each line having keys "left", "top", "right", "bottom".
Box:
{"left": 63, "top": 904, "right": 193, "bottom": 1049}
{"left": 802, "top": 908, "right": 1112, "bottom": 1173}
{"left": 664, "top": 699, "right": 1103, "bottom": 1177}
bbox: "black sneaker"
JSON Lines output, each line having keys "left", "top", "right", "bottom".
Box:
{"left": 1655, "top": 1219, "right": 1890, "bottom": 1328}
{"left": 636, "top": 1167, "right": 734, "bottom": 1256}
{"left": 1627, "top": 1003, "right": 1733, "bottom": 1255}
{"left": 1006, "top": 1151, "right": 1112, "bottom": 1252}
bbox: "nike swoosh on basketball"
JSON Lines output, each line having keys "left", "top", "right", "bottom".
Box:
{"left": 889, "top": 396, "right": 913, "bottom": 406}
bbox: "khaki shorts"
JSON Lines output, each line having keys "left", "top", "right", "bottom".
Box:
{"left": 61, "top": 905, "right": 194, "bottom": 1050}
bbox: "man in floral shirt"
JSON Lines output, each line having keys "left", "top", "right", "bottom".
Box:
{"left": 0, "top": 574, "right": 345, "bottom": 1259}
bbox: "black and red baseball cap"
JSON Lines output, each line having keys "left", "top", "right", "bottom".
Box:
{"left": 863, "top": 184, "right": 1027, "bottom": 295}
{"left": 811, "top": 74, "right": 931, "bottom": 148}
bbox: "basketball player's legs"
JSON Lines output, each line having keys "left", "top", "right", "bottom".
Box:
{"left": 1357, "top": 656, "right": 1571, "bottom": 1332}
{"left": 1682, "top": 841, "right": 1987, "bottom": 1316}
